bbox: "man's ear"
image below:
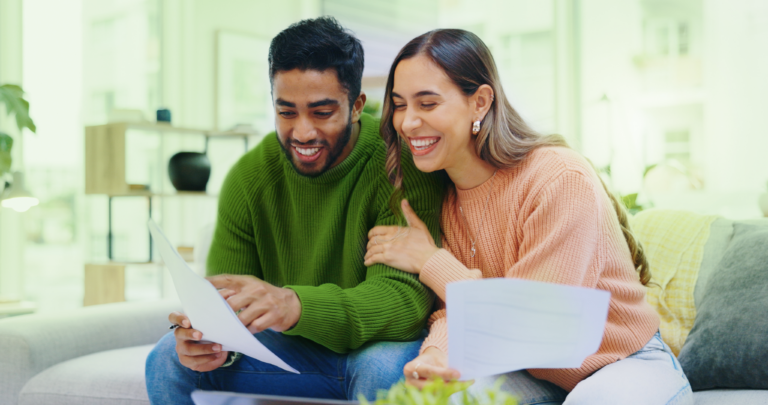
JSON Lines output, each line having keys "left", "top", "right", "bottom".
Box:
{"left": 471, "top": 84, "right": 494, "bottom": 121}
{"left": 351, "top": 92, "right": 367, "bottom": 123}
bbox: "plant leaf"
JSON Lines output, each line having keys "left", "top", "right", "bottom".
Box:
{"left": 0, "top": 84, "right": 37, "bottom": 133}
{"left": 0, "top": 132, "right": 12, "bottom": 176}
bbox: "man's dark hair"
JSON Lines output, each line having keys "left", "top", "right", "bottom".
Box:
{"left": 269, "top": 16, "right": 364, "bottom": 108}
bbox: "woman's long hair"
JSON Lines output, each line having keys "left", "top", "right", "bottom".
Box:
{"left": 380, "top": 29, "right": 650, "bottom": 286}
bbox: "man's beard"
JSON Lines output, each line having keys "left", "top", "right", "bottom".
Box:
{"left": 278, "top": 120, "right": 353, "bottom": 178}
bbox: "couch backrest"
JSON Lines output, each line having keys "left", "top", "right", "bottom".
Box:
{"left": 0, "top": 299, "right": 181, "bottom": 405}
{"left": 630, "top": 209, "right": 768, "bottom": 355}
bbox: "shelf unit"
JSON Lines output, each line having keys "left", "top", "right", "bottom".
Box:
{"left": 84, "top": 122, "right": 252, "bottom": 306}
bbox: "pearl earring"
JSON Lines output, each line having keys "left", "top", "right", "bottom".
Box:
{"left": 472, "top": 120, "right": 481, "bottom": 135}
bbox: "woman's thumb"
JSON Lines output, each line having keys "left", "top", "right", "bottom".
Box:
{"left": 402, "top": 200, "right": 425, "bottom": 229}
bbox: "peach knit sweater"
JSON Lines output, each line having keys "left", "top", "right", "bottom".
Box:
{"left": 419, "top": 146, "right": 659, "bottom": 392}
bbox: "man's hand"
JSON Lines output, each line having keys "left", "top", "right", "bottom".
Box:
{"left": 169, "top": 311, "right": 228, "bottom": 372}
{"left": 404, "top": 346, "right": 461, "bottom": 389}
{"left": 207, "top": 274, "right": 302, "bottom": 333}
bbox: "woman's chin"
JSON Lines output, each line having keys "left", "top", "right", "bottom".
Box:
{"left": 412, "top": 157, "right": 443, "bottom": 173}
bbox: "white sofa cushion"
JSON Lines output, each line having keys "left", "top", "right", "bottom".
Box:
{"left": 18, "top": 345, "right": 154, "bottom": 405}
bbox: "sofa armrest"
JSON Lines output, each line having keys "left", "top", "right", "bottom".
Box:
{"left": 0, "top": 299, "right": 181, "bottom": 405}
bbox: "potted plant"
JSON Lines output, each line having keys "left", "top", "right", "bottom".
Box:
{"left": 0, "top": 84, "right": 36, "bottom": 180}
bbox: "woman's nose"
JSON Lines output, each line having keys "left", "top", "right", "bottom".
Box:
{"left": 400, "top": 108, "right": 422, "bottom": 134}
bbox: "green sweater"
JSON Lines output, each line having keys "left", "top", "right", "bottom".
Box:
{"left": 206, "top": 113, "right": 445, "bottom": 353}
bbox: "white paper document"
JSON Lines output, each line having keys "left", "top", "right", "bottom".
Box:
{"left": 447, "top": 278, "right": 610, "bottom": 380}
{"left": 148, "top": 219, "right": 299, "bottom": 373}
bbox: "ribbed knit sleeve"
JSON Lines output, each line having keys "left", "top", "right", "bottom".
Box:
{"left": 284, "top": 143, "right": 443, "bottom": 352}
{"left": 206, "top": 163, "right": 262, "bottom": 279}
{"left": 420, "top": 249, "right": 482, "bottom": 301}
{"left": 205, "top": 113, "right": 444, "bottom": 354}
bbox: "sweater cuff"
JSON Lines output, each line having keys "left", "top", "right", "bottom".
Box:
{"left": 421, "top": 318, "right": 449, "bottom": 355}
{"left": 281, "top": 285, "right": 336, "bottom": 343}
{"left": 420, "top": 249, "right": 481, "bottom": 301}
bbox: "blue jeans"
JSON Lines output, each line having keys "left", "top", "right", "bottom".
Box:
{"left": 456, "top": 331, "right": 693, "bottom": 405}
{"left": 145, "top": 330, "right": 424, "bottom": 404}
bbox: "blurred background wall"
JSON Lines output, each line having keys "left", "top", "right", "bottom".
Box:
{"left": 1, "top": 0, "right": 766, "bottom": 313}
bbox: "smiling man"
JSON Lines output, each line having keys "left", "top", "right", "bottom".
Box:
{"left": 145, "top": 17, "right": 445, "bottom": 404}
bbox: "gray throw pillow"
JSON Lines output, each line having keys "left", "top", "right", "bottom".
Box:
{"left": 678, "top": 223, "right": 768, "bottom": 390}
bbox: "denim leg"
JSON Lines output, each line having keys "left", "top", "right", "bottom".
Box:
{"left": 146, "top": 332, "right": 199, "bottom": 405}
{"left": 346, "top": 332, "right": 426, "bottom": 401}
{"left": 200, "top": 330, "right": 347, "bottom": 399}
{"left": 565, "top": 332, "right": 693, "bottom": 405}
{"left": 450, "top": 370, "right": 567, "bottom": 405}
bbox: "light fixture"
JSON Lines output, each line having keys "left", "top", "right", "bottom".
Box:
{"left": 1, "top": 171, "right": 39, "bottom": 213}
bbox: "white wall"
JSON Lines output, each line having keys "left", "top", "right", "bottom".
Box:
{"left": 702, "top": 0, "right": 768, "bottom": 193}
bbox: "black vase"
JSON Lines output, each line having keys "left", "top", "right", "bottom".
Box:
{"left": 168, "top": 152, "right": 211, "bottom": 192}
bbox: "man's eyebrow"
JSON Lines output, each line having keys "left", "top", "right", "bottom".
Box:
{"left": 390, "top": 91, "right": 440, "bottom": 99}
{"left": 307, "top": 98, "right": 339, "bottom": 108}
{"left": 276, "top": 98, "right": 295, "bottom": 107}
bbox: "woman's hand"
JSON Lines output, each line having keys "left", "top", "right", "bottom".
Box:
{"left": 404, "top": 346, "right": 461, "bottom": 389}
{"left": 365, "top": 199, "right": 440, "bottom": 274}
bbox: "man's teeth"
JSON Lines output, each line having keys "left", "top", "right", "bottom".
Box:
{"left": 410, "top": 138, "right": 438, "bottom": 150}
{"left": 296, "top": 147, "right": 320, "bottom": 156}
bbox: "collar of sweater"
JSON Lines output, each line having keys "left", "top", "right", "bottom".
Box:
{"left": 282, "top": 113, "right": 380, "bottom": 184}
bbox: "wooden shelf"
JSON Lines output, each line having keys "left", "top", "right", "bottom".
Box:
{"left": 102, "top": 191, "right": 218, "bottom": 198}
{"left": 110, "top": 121, "right": 256, "bottom": 137}
{"left": 85, "top": 122, "right": 254, "bottom": 195}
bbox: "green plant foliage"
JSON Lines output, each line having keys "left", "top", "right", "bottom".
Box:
{"left": 0, "top": 84, "right": 36, "bottom": 177}
{"left": 361, "top": 377, "right": 517, "bottom": 405}
{"left": 363, "top": 100, "right": 382, "bottom": 117}
{"left": 621, "top": 192, "right": 643, "bottom": 215}
{"left": 0, "top": 132, "right": 12, "bottom": 176}
{"left": 0, "top": 84, "right": 37, "bottom": 134}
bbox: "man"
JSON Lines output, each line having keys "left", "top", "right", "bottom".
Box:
{"left": 145, "top": 17, "right": 444, "bottom": 404}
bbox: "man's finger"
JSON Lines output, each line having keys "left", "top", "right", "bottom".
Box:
{"left": 218, "top": 288, "right": 236, "bottom": 300}
{"left": 206, "top": 274, "right": 245, "bottom": 289}
{"left": 180, "top": 341, "right": 222, "bottom": 357}
{"left": 169, "top": 312, "right": 191, "bottom": 328}
{"left": 249, "top": 311, "right": 280, "bottom": 333}
{"left": 401, "top": 200, "right": 427, "bottom": 230}
{"left": 235, "top": 300, "right": 270, "bottom": 328}
{"left": 175, "top": 327, "right": 203, "bottom": 342}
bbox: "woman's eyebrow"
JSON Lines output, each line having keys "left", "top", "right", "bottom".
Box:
{"left": 391, "top": 90, "right": 441, "bottom": 99}
{"left": 415, "top": 90, "right": 440, "bottom": 97}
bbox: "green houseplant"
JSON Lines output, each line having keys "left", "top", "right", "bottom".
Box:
{"left": 361, "top": 378, "right": 518, "bottom": 405}
{"left": 0, "top": 84, "right": 37, "bottom": 179}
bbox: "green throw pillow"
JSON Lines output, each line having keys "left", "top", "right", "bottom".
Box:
{"left": 678, "top": 223, "right": 768, "bottom": 390}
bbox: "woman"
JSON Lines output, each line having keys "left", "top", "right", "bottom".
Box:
{"left": 364, "top": 29, "right": 692, "bottom": 405}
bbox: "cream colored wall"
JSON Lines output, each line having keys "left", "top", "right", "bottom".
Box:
{"left": 161, "top": 0, "right": 320, "bottom": 130}
{"left": 702, "top": 0, "right": 768, "bottom": 193}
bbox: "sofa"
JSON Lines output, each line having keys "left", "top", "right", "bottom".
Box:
{"left": 1, "top": 209, "right": 767, "bottom": 405}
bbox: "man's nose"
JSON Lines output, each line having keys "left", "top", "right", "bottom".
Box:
{"left": 292, "top": 116, "right": 318, "bottom": 143}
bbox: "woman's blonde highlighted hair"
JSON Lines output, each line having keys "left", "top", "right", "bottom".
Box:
{"left": 380, "top": 29, "right": 650, "bottom": 285}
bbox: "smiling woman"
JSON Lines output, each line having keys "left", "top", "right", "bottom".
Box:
{"left": 365, "top": 28, "right": 693, "bottom": 405}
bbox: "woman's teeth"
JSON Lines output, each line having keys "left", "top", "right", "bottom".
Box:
{"left": 410, "top": 138, "right": 438, "bottom": 151}
{"left": 296, "top": 147, "right": 320, "bottom": 156}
